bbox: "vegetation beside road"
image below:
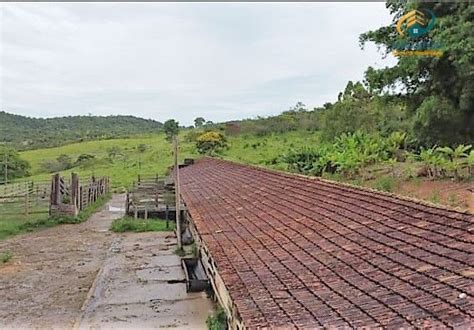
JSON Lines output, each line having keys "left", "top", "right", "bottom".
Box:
{"left": 110, "top": 216, "right": 174, "bottom": 232}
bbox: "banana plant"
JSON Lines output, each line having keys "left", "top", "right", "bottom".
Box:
{"left": 418, "top": 147, "right": 440, "bottom": 179}
{"left": 437, "top": 144, "right": 472, "bottom": 180}
{"left": 466, "top": 150, "right": 474, "bottom": 178}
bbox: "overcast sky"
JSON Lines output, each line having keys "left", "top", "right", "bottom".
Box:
{"left": 0, "top": 2, "right": 396, "bottom": 126}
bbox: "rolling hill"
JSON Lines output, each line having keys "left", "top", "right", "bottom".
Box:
{"left": 0, "top": 111, "right": 163, "bottom": 150}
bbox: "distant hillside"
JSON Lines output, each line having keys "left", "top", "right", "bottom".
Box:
{"left": 0, "top": 111, "right": 163, "bottom": 150}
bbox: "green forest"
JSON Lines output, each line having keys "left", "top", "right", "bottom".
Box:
{"left": 0, "top": 111, "right": 163, "bottom": 150}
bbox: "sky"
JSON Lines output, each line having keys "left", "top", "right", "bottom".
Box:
{"left": 0, "top": 2, "right": 397, "bottom": 126}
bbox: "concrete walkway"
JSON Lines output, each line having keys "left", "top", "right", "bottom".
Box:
{"left": 76, "top": 232, "right": 214, "bottom": 329}
{"left": 0, "top": 194, "right": 214, "bottom": 329}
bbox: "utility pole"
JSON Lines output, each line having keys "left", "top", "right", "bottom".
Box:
{"left": 3, "top": 154, "right": 8, "bottom": 185}
{"left": 173, "top": 135, "right": 182, "bottom": 249}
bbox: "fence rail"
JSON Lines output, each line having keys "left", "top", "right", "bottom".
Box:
{"left": 126, "top": 174, "right": 183, "bottom": 220}
{"left": 50, "top": 173, "right": 110, "bottom": 216}
{"left": 0, "top": 181, "right": 51, "bottom": 218}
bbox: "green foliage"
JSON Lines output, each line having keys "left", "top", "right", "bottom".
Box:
{"left": 18, "top": 133, "right": 199, "bottom": 190}
{"left": 75, "top": 154, "right": 95, "bottom": 166}
{"left": 0, "top": 111, "right": 163, "bottom": 150}
{"left": 194, "top": 117, "right": 206, "bottom": 128}
{"left": 321, "top": 82, "right": 411, "bottom": 141}
{"left": 110, "top": 216, "right": 174, "bottom": 232}
{"left": 196, "top": 131, "right": 229, "bottom": 155}
{"left": 416, "top": 144, "right": 472, "bottom": 180}
{"left": 281, "top": 131, "right": 406, "bottom": 178}
{"left": 206, "top": 308, "right": 227, "bottom": 330}
{"left": 184, "top": 130, "right": 202, "bottom": 143}
{"left": 41, "top": 154, "right": 75, "bottom": 173}
{"left": 164, "top": 119, "right": 180, "bottom": 142}
{"left": 360, "top": 2, "right": 474, "bottom": 145}
{"left": 0, "top": 147, "right": 31, "bottom": 183}
{"left": 374, "top": 176, "right": 396, "bottom": 192}
{"left": 236, "top": 102, "right": 320, "bottom": 137}
{"left": 1, "top": 250, "right": 12, "bottom": 263}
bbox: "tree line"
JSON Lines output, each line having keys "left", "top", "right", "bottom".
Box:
{"left": 0, "top": 112, "right": 163, "bottom": 150}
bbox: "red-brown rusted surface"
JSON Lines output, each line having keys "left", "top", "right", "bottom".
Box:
{"left": 180, "top": 158, "right": 474, "bottom": 328}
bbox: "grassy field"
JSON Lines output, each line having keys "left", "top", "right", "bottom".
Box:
{"left": 18, "top": 130, "right": 319, "bottom": 190}
{"left": 0, "top": 129, "right": 469, "bottom": 242}
{"left": 223, "top": 131, "right": 321, "bottom": 170}
{"left": 20, "top": 132, "right": 199, "bottom": 189}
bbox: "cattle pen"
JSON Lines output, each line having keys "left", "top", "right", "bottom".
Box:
{"left": 177, "top": 158, "right": 473, "bottom": 329}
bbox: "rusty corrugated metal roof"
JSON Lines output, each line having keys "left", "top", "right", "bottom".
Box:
{"left": 180, "top": 158, "right": 474, "bottom": 328}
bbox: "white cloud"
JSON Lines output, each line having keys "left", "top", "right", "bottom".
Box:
{"left": 0, "top": 2, "right": 397, "bottom": 125}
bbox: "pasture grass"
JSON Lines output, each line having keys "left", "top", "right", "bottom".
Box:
{"left": 110, "top": 216, "right": 174, "bottom": 232}
{"left": 20, "top": 132, "right": 199, "bottom": 190}
{"left": 18, "top": 131, "right": 319, "bottom": 191}
{"left": 0, "top": 194, "right": 111, "bottom": 241}
{"left": 222, "top": 131, "right": 321, "bottom": 170}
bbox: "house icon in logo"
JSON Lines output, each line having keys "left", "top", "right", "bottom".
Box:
{"left": 396, "top": 9, "right": 436, "bottom": 38}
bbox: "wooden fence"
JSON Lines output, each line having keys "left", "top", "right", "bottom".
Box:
{"left": 50, "top": 173, "right": 110, "bottom": 216}
{"left": 0, "top": 181, "right": 51, "bottom": 218}
{"left": 126, "top": 175, "right": 183, "bottom": 220}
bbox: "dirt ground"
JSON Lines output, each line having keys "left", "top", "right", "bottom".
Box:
{"left": 0, "top": 194, "right": 213, "bottom": 329}
{"left": 396, "top": 179, "right": 474, "bottom": 213}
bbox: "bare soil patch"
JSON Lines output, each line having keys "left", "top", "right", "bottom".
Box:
{"left": 0, "top": 194, "right": 126, "bottom": 329}
{"left": 396, "top": 179, "right": 473, "bottom": 213}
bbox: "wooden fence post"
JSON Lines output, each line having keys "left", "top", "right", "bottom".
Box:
{"left": 79, "top": 186, "right": 83, "bottom": 211}
{"left": 71, "top": 173, "right": 79, "bottom": 216}
{"left": 24, "top": 182, "right": 29, "bottom": 216}
{"left": 126, "top": 193, "right": 130, "bottom": 214}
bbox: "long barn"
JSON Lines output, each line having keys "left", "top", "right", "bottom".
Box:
{"left": 179, "top": 158, "right": 473, "bottom": 328}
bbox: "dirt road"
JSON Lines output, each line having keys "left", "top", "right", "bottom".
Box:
{"left": 0, "top": 195, "right": 125, "bottom": 328}
{"left": 0, "top": 194, "right": 213, "bottom": 329}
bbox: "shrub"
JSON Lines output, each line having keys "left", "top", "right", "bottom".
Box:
{"left": 41, "top": 154, "right": 74, "bottom": 173}
{"left": 75, "top": 153, "right": 95, "bottom": 166}
{"left": 196, "top": 131, "right": 228, "bottom": 155}
{"left": 206, "top": 308, "right": 227, "bottom": 330}
{"left": 184, "top": 130, "right": 201, "bottom": 143}
{"left": 374, "top": 176, "right": 396, "bottom": 192}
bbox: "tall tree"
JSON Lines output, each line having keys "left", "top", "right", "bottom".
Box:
{"left": 194, "top": 117, "right": 205, "bottom": 128}
{"left": 360, "top": 1, "right": 474, "bottom": 146}
{"left": 163, "top": 119, "right": 179, "bottom": 141}
{"left": 0, "top": 147, "right": 31, "bottom": 183}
